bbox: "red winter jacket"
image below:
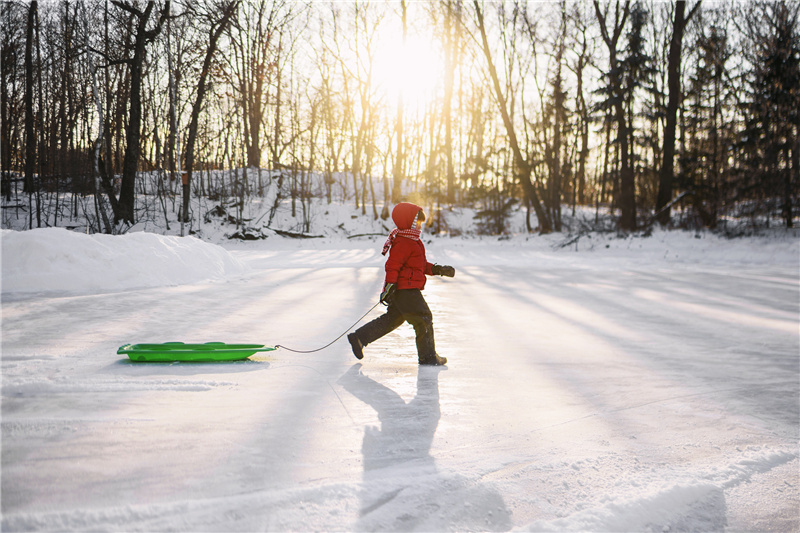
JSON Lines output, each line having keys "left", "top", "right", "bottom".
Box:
{"left": 385, "top": 203, "right": 433, "bottom": 290}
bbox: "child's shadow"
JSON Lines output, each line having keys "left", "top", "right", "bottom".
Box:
{"left": 338, "top": 364, "right": 510, "bottom": 531}
{"left": 339, "top": 363, "right": 442, "bottom": 475}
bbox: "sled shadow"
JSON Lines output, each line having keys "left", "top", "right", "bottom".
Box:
{"left": 108, "top": 357, "right": 270, "bottom": 376}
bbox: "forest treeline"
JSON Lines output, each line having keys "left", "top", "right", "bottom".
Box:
{"left": 1, "top": 0, "right": 798, "bottom": 235}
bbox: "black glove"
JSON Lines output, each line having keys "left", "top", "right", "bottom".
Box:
{"left": 379, "top": 283, "right": 396, "bottom": 305}
{"left": 431, "top": 264, "right": 455, "bottom": 277}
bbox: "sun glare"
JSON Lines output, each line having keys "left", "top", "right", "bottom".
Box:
{"left": 374, "top": 25, "right": 444, "bottom": 110}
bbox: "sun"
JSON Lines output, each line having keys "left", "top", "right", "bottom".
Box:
{"left": 373, "top": 23, "right": 444, "bottom": 110}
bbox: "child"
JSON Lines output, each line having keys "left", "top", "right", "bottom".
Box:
{"left": 347, "top": 202, "right": 455, "bottom": 365}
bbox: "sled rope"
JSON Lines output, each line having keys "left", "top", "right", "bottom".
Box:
{"left": 276, "top": 301, "right": 381, "bottom": 353}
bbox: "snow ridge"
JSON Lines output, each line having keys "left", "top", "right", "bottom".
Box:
{"left": 519, "top": 448, "right": 796, "bottom": 532}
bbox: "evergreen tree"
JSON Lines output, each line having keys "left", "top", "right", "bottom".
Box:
{"left": 683, "top": 22, "right": 735, "bottom": 228}
{"left": 740, "top": 1, "right": 799, "bottom": 228}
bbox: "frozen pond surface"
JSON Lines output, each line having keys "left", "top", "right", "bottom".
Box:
{"left": 2, "top": 230, "right": 798, "bottom": 531}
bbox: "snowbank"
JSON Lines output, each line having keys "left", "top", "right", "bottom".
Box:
{"left": 519, "top": 449, "right": 796, "bottom": 532}
{"left": 520, "top": 483, "right": 726, "bottom": 532}
{"left": 1, "top": 228, "right": 249, "bottom": 295}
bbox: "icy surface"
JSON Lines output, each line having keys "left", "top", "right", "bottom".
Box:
{"left": 1, "top": 227, "right": 798, "bottom": 531}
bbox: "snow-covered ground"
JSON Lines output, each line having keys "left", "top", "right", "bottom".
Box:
{"left": 2, "top": 223, "right": 798, "bottom": 531}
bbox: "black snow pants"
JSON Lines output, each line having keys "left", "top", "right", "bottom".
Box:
{"left": 353, "top": 289, "right": 436, "bottom": 363}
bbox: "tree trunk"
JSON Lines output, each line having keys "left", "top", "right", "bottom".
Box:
{"left": 391, "top": 0, "right": 407, "bottom": 204}
{"left": 473, "top": 0, "right": 551, "bottom": 233}
{"left": 271, "top": 32, "right": 283, "bottom": 168}
{"left": 79, "top": 0, "right": 112, "bottom": 233}
{"left": 116, "top": 0, "right": 157, "bottom": 224}
{"left": 443, "top": 0, "right": 458, "bottom": 204}
{"left": 236, "top": 1, "right": 276, "bottom": 171}
{"left": 594, "top": 0, "right": 636, "bottom": 231}
{"left": 24, "top": 1, "right": 36, "bottom": 194}
{"left": 790, "top": 134, "right": 798, "bottom": 228}
{"left": 184, "top": 1, "right": 238, "bottom": 226}
{"left": 551, "top": 30, "right": 565, "bottom": 231}
{"left": 615, "top": 99, "right": 635, "bottom": 230}
{"left": 656, "top": 1, "right": 700, "bottom": 226}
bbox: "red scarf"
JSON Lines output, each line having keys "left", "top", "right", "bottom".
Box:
{"left": 382, "top": 228, "right": 421, "bottom": 255}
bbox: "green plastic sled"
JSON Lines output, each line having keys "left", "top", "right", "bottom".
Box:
{"left": 118, "top": 342, "right": 277, "bottom": 362}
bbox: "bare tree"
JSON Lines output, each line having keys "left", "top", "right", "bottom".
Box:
{"left": 328, "top": 1, "right": 384, "bottom": 212}
{"left": 567, "top": 2, "right": 593, "bottom": 208}
{"left": 391, "top": 0, "right": 408, "bottom": 204}
{"left": 24, "top": 1, "right": 37, "bottom": 196}
{"left": 107, "top": 0, "right": 168, "bottom": 224}
{"left": 472, "top": 0, "right": 551, "bottom": 233}
{"left": 183, "top": 0, "right": 239, "bottom": 231}
{"left": 656, "top": 0, "right": 701, "bottom": 225}
{"left": 594, "top": 0, "right": 637, "bottom": 230}
{"left": 442, "top": 0, "right": 462, "bottom": 204}
{"left": 79, "top": 0, "right": 113, "bottom": 233}
{"left": 232, "top": 1, "right": 269, "bottom": 170}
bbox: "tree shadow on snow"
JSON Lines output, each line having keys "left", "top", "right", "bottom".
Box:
{"left": 339, "top": 364, "right": 512, "bottom": 532}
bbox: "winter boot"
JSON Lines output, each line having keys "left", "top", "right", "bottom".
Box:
{"left": 419, "top": 353, "right": 447, "bottom": 366}
{"left": 347, "top": 333, "right": 364, "bottom": 360}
